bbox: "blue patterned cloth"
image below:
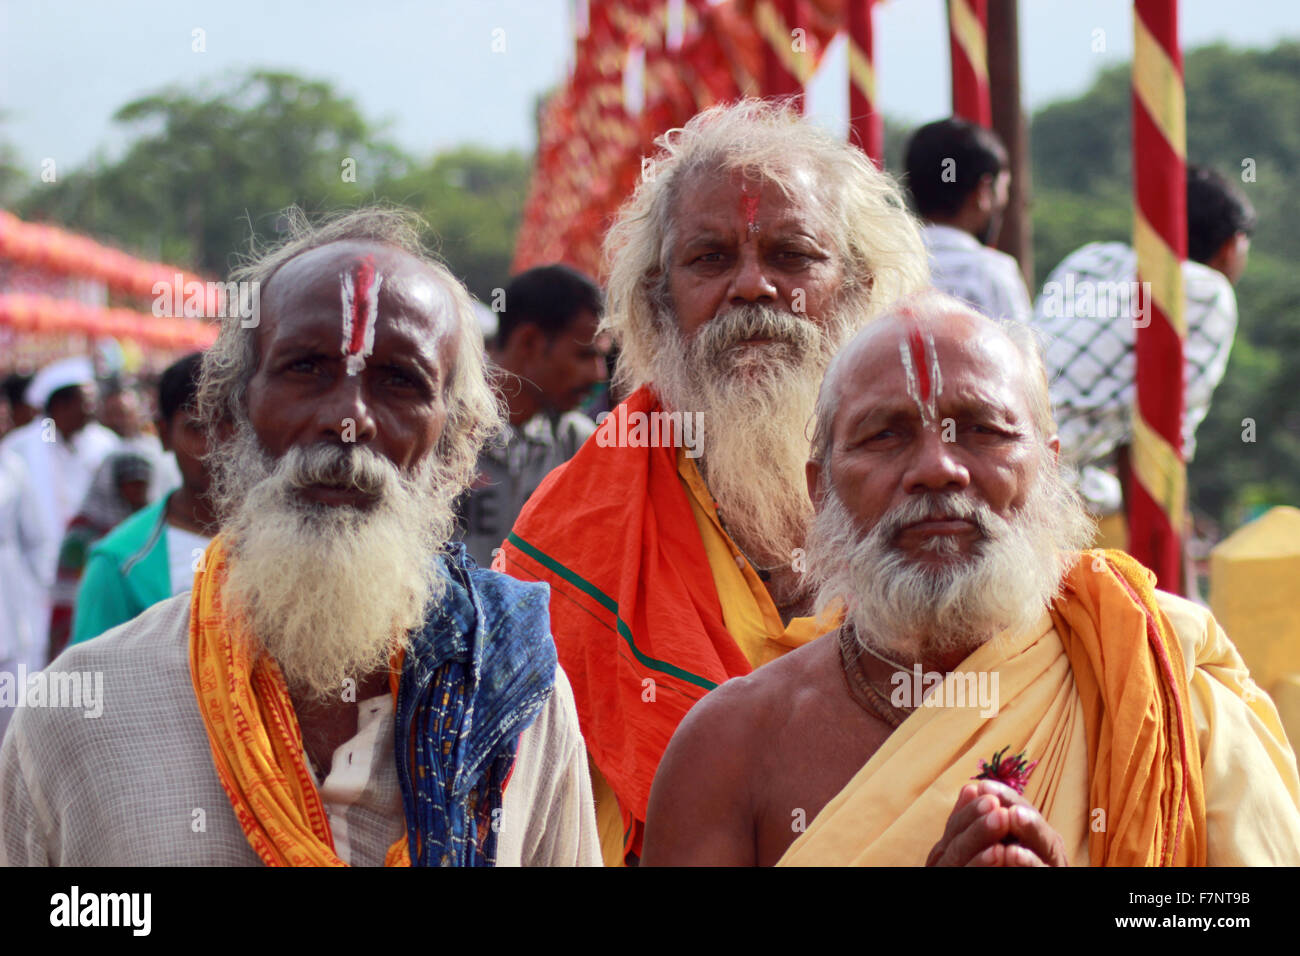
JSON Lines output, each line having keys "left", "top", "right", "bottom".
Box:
{"left": 393, "top": 544, "right": 555, "bottom": 866}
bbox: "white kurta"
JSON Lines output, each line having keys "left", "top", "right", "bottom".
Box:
{"left": 0, "top": 450, "right": 45, "bottom": 742}
{"left": 0, "top": 420, "right": 120, "bottom": 662}
{"left": 0, "top": 593, "right": 602, "bottom": 866}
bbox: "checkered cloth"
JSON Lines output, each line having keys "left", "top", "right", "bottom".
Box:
{"left": 1031, "top": 241, "right": 1237, "bottom": 471}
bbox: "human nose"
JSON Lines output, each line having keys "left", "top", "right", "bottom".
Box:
{"left": 903, "top": 427, "right": 970, "bottom": 494}
{"left": 314, "top": 375, "right": 378, "bottom": 445}
{"left": 727, "top": 246, "right": 778, "bottom": 305}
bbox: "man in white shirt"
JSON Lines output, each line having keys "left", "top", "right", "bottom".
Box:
{"left": 904, "top": 118, "right": 1032, "bottom": 325}
{"left": 0, "top": 357, "right": 119, "bottom": 666}
{"left": 1031, "top": 165, "right": 1255, "bottom": 515}
{"left": 1, "top": 207, "right": 599, "bottom": 867}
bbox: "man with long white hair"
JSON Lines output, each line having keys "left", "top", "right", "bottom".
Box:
{"left": 643, "top": 291, "right": 1300, "bottom": 866}
{"left": 498, "top": 99, "right": 929, "bottom": 864}
{"left": 0, "top": 207, "right": 600, "bottom": 867}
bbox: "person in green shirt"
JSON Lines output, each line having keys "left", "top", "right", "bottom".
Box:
{"left": 71, "top": 353, "right": 217, "bottom": 644}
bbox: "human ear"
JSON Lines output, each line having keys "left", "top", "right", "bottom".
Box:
{"left": 806, "top": 457, "right": 825, "bottom": 508}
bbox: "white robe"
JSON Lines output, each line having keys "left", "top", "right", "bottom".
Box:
{"left": 0, "top": 593, "right": 602, "bottom": 866}
{"left": 0, "top": 420, "right": 119, "bottom": 662}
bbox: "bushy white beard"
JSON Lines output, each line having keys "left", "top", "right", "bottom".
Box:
{"left": 805, "top": 452, "right": 1095, "bottom": 665}
{"left": 649, "top": 302, "right": 854, "bottom": 566}
{"left": 211, "top": 421, "right": 458, "bottom": 700}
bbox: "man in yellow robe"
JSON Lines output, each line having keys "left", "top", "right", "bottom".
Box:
{"left": 642, "top": 291, "right": 1300, "bottom": 866}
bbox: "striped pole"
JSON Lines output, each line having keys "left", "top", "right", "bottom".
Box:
{"left": 847, "top": 0, "right": 882, "bottom": 164}
{"left": 1130, "top": 0, "right": 1187, "bottom": 592}
{"left": 948, "top": 0, "right": 991, "bottom": 125}
{"left": 756, "top": 0, "right": 805, "bottom": 102}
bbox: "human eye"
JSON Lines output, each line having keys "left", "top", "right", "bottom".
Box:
{"left": 381, "top": 367, "right": 418, "bottom": 387}
{"left": 774, "top": 248, "right": 813, "bottom": 264}
{"left": 853, "top": 426, "right": 900, "bottom": 448}
{"left": 283, "top": 354, "right": 326, "bottom": 376}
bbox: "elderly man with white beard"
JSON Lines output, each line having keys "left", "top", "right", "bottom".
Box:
{"left": 0, "top": 208, "right": 600, "bottom": 867}
{"left": 498, "top": 99, "right": 929, "bottom": 865}
{"left": 642, "top": 290, "right": 1300, "bottom": 867}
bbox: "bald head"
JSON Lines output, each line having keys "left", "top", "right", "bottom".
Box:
{"left": 810, "top": 291, "right": 1056, "bottom": 474}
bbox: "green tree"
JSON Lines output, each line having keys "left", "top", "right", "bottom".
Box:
{"left": 13, "top": 69, "right": 532, "bottom": 306}
{"left": 18, "top": 71, "right": 407, "bottom": 276}
{"left": 380, "top": 147, "right": 532, "bottom": 302}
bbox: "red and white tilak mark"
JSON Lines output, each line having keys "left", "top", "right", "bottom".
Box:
{"left": 339, "top": 255, "right": 383, "bottom": 376}
{"left": 741, "top": 191, "right": 761, "bottom": 234}
{"left": 899, "top": 324, "right": 943, "bottom": 426}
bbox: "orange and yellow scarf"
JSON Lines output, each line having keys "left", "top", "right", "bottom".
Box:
{"left": 779, "top": 550, "right": 1208, "bottom": 866}
{"left": 187, "top": 536, "right": 410, "bottom": 866}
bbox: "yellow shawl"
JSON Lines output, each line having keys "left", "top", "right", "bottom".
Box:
{"left": 779, "top": 550, "right": 1209, "bottom": 866}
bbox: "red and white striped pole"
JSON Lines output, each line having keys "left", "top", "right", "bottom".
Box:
{"left": 948, "top": 0, "right": 991, "bottom": 125}
{"left": 847, "top": 0, "right": 882, "bottom": 164}
{"left": 1130, "top": 0, "right": 1187, "bottom": 592}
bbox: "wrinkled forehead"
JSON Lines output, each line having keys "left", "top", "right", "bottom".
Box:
{"left": 263, "top": 242, "right": 452, "bottom": 325}
{"left": 830, "top": 312, "right": 1033, "bottom": 431}
{"left": 255, "top": 240, "right": 461, "bottom": 380}
{"left": 670, "top": 162, "right": 831, "bottom": 231}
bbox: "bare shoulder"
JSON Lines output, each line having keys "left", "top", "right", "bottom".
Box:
{"left": 671, "top": 635, "right": 831, "bottom": 755}
{"left": 641, "top": 635, "right": 836, "bottom": 865}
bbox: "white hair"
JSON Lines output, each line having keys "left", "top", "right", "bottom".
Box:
{"left": 603, "top": 98, "right": 929, "bottom": 394}
{"left": 805, "top": 446, "right": 1095, "bottom": 664}
{"left": 217, "top": 424, "right": 450, "bottom": 699}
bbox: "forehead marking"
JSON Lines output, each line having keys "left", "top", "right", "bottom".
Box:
{"left": 339, "top": 255, "right": 383, "bottom": 376}
{"left": 741, "top": 187, "right": 760, "bottom": 234}
{"left": 898, "top": 324, "right": 943, "bottom": 425}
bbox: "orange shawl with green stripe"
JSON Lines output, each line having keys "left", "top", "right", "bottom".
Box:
{"left": 500, "top": 386, "right": 751, "bottom": 830}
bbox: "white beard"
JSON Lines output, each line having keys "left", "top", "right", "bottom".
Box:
{"left": 211, "top": 422, "right": 458, "bottom": 700}
{"left": 805, "top": 451, "right": 1095, "bottom": 665}
{"left": 649, "top": 302, "right": 854, "bottom": 567}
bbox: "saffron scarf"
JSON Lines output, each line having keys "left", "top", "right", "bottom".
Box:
{"left": 500, "top": 386, "right": 753, "bottom": 839}
{"left": 1048, "top": 549, "right": 1206, "bottom": 865}
{"left": 189, "top": 536, "right": 554, "bottom": 866}
{"left": 778, "top": 550, "right": 1207, "bottom": 866}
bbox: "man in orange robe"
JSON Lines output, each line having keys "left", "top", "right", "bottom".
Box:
{"left": 500, "top": 100, "right": 930, "bottom": 864}
{"left": 641, "top": 291, "right": 1300, "bottom": 866}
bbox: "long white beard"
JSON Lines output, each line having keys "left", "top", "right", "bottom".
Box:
{"left": 649, "top": 302, "right": 854, "bottom": 566}
{"left": 211, "top": 422, "right": 458, "bottom": 700}
{"left": 805, "top": 451, "right": 1095, "bottom": 665}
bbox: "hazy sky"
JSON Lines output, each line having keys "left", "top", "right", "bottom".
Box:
{"left": 3, "top": 0, "right": 1300, "bottom": 174}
